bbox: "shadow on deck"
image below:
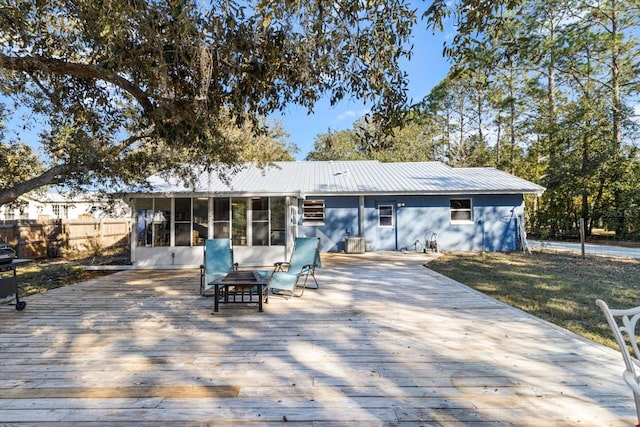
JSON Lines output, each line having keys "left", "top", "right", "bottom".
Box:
{"left": 0, "top": 251, "right": 634, "bottom": 425}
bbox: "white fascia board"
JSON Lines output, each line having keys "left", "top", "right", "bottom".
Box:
{"left": 126, "top": 191, "right": 303, "bottom": 198}
{"left": 301, "top": 189, "right": 545, "bottom": 197}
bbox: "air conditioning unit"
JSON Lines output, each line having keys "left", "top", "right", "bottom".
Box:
{"left": 344, "top": 237, "right": 365, "bottom": 254}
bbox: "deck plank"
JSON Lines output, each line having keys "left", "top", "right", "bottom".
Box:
{"left": 0, "top": 251, "right": 635, "bottom": 425}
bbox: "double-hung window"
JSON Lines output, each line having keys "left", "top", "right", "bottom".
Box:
{"left": 378, "top": 205, "right": 393, "bottom": 227}
{"left": 450, "top": 199, "right": 472, "bottom": 223}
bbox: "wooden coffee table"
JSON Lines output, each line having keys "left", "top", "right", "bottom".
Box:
{"left": 211, "top": 271, "right": 269, "bottom": 313}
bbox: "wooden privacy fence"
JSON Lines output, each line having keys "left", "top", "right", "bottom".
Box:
{"left": 0, "top": 219, "right": 130, "bottom": 259}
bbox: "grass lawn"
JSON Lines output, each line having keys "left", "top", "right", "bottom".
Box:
{"left": 10, "top": 246, "right": 130, "bottom": 297}
{"left": 427, "top": 250, "right": 640, "bottom": 349}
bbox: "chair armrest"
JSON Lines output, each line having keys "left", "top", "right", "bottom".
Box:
{"left": 232, "top": 262, "right": 239, "bottom": 271}
{"left": 300, "top": 263, "right": 315, "bottom": 274}
{"left": 623, "top": 370, "right": 640, "bottom": 395}
{"left": 273, "top": 262, "right": 290, "bottom": 272}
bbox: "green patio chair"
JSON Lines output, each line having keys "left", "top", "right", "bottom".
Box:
{"left": 270, "top": 237, "right": 321, "bottom": 298}
{"left": 200, "top": 238, "right": 238, "bottom": 296}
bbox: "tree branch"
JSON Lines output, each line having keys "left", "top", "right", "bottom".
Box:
{"left": 110, "top": 131, "right": 154, "bottom": 157}
{"left": 0, "top": 164, "right": 87, "bottom": 206}
{"left": 0, "top": 53, "right": 155, "bottom": 114}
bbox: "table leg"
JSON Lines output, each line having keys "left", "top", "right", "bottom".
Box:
{"left": 258, "top": 284, "right": 263, "bottom": 312}
{"left": 214, "top": 284, "right": 219, "bottom": 312}
{"left": 13, "top": 267, "right": 25, "bottom": 311}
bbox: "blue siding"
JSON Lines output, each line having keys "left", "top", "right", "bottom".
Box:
{"left": 299, "top": 194, "right": 525, "bottom": 253}
{"left": 298, "top": 196, "right": 361, "bottom": 252}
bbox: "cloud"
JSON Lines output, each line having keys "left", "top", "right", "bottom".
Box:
{"left": 335, "top": 108, "right": 369, "bottom": 123}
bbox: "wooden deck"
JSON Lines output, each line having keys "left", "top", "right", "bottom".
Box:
{"left": 0, "top": 251, "right": 636, "bottom": 426}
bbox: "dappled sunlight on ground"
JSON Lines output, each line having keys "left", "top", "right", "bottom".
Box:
{"left": 0, "top": 251, "right": 635, "bottom": 425}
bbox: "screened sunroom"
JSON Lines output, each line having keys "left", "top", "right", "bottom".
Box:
{"left": 129, "top": 195, "right": 297, "bottom": 267}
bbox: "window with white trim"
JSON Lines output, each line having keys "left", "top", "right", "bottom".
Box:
{"left": 269, "top": 198, "right": 286, "bottom": 245}
{"left": 51, "top": 204, "right": 68, "bottom": 219}
{"left": 302, "top": 200, "right": 325, "bottom": 225}
{"left": 174, "top": 198, "right": 192, "bottom": 246}
{"left": 136, "top": 199, "right": 153, "bottom": 247}
{"left": 450, "top": 199, "right": 472, "bottom": 223}
{"left": 4, "top": 207, "right": 15, "bottom": 220}
{"left": 153, "top": 198, "right": 171, "bottom": 246}
{"left": 213, "top": 198, "right": 230, "bottom": 239}
{"left": 251, "top": 197, "right": 269, "bottom": 246}
{"left": 193, "top": 198, "right": 209, "bottom": 246}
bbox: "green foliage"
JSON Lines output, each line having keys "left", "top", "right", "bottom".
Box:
{"left": 302, "top": 0, "right": 640, "bottom": 242}
{"left": 0, "top": 0, "right": 427, "bottom": 204}
{"left": 306, "top": 130, "right": 366, "bottom": 161}
{"left": 305, "top": 115, "right": 447, "bottom": 162}
{"left": 0, "top": 140, "right": 43, "bottom": 189}
{"left": 0, "top": 105, "right": 45, "bottom": 189}
{"left": 421, "top": 0, "right": 640, "bottom": 241}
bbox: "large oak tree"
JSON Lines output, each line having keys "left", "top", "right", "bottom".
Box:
{"left": 0, "top": 0, "right": 517, "bottom": 205}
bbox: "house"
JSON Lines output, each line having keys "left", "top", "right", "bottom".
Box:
{"left": 0, "top": 192, "right": 130, "bottom": 221}
{"left": 125, "top": 161, "right": 545, "bottom": 268}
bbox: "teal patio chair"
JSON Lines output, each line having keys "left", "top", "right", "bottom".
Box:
{"left": 200, "top": 238, "right": 238, "bottom": 296}
{"left": 270, "top": 237, "right": 321, "bottom": 298}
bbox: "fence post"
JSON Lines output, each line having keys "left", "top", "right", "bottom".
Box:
{"left": 580, "top": 218, "right": 585, "bottom": 259}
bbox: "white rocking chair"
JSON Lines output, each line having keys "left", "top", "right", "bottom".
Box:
{"left": 596, "top": 299, "right": 640, "bottom": 427}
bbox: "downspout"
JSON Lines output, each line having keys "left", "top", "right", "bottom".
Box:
{"left": 285, "top": 196, "right": 291, "bottom": 258}
{"left": 358, "top": 195, "right": 365, "bottom": 238}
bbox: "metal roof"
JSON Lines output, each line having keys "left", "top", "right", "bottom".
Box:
{"left": 136, "top": 161, "right": 545, "bottom": 197}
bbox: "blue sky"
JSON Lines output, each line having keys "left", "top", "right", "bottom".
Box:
{"left": 276, "top": 26, "right": 452, "bottom": 160}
